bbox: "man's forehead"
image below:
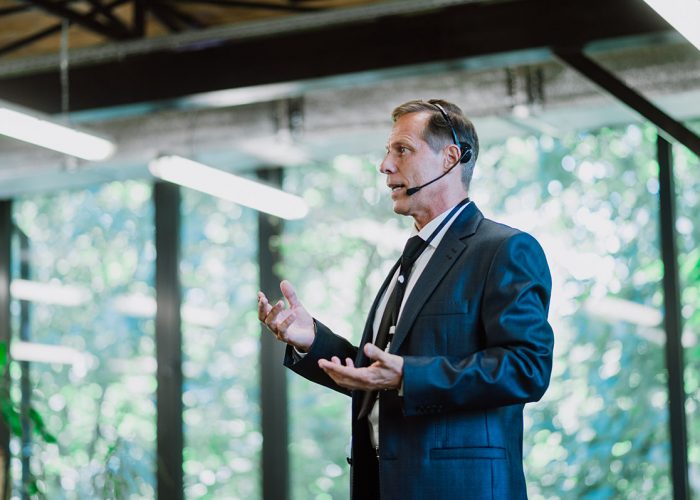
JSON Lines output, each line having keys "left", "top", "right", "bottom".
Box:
{"left": 388, "top": 111, "right": 430, "bottom": 141}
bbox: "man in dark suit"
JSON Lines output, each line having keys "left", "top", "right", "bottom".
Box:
{"left": 258, "top": 99, "right": 554, "bottom": 499}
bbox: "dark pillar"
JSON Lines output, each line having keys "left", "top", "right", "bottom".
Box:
{"left": 17, "top": 231, "right": 31, "bottom": 500}
{"left": 0, "top": 200, "right": 11, "bottom": 500}
{"left": 154, "top": 182, "right": 183, "bottom": 500}
{"left": 657, "top": 135, "right": 690, "bottom": 500}
{"left": 257, "top": 168, "right": 289, "bottom": 500}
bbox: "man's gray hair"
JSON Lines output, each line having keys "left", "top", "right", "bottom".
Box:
{"left": 391, "top": 99, "right": 479, "bottom": 191}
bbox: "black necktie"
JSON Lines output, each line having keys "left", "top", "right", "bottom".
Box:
{"left": 358, "top": 235, "right": 427, "bottom": 419}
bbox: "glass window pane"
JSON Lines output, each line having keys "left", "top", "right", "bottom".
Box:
{"left": 10, "top": 181, "right": 155, "bottom": 498}
{"left": 283, "top": 124, "right": 672, "bottom": 499}
{"left": 677, "top": 120, "right": 700, "bottom": 496}
{"left": 283, "top": 155, "right": 400, "bottom": 500}
{"left": 471, "top": 127, "right": 670, "bottom": 498}
{"left": 181, "top": 190, "right": 260, "bottom": 499}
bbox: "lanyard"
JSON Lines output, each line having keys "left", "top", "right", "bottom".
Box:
{"left": 388, "top": 196, "right": 471, "bottom": 331}
{"left": 420, "top": 197, "right": 470, "bottom": 249}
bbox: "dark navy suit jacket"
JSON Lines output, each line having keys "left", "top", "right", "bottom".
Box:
{"left": 284, "top": 202, "right": 554, "bottom": 499}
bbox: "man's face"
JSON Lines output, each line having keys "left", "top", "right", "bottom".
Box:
{"left": 380, "top": 112, "right": 446, "bottom": 222}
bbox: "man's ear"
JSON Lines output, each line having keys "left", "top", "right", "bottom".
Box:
{"left": 444, "top": 144, "right": 461, "bottom": 170}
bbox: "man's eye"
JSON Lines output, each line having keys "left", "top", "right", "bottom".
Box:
{"left": 398, "top": 146, "right": 407, "bottom": 154}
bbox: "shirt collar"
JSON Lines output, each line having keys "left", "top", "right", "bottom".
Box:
{"left": 411, "top": 200, "right": 472, "bottom": 248}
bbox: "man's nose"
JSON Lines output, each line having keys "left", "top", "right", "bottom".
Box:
{"left": 379, "top": 155, "right": 394, "bottom": 174}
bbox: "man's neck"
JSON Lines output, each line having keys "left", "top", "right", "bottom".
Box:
{"left": 412, "top": 192, "right": 469, "bottom": 230}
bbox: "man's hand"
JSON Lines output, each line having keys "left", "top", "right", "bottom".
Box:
{"left": 258, "top": 280, "right": 315, "bottom": 351}
{"left": 318, "top": 343, "right": 404, "bottom": 391}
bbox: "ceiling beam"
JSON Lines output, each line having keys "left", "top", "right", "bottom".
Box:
{"left": 22, "top": 0, "right": 133, "bottom": 40}
{"left": 553, "top": 47, "right": 700, "bottom": 158}
{"left": 0, "top": 4, "right": 34, "bottom": 16}
{"left": 0, "top": 0, "right": 134, "bottom": 58}
{"left": 132, "top": 0, "right": 145, "bottom": 36}
{"left": 83, "top": 0, "right": 132, "bottom": 35}
{"left": 152, "top": 1, "right": 206, "bottom": 30}
{"left": 170, "top": 0, "right": 324, "bottom": 13}
{"left": 149, "top": 2, "right": 187, "bottom": 33}
{"left": 0, "top": 23, "right": 63, "bottom": 58}
{"left": 0, "top": 0, "right": 674, "bottom": 113}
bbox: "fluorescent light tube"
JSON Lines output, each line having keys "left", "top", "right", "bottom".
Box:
{"left": 11, "top": 279, "right": 91, "bottom": 306}
{"left": 0, "top": 102, "right": 115, "bottom": 161}
{"left": 642, "top": 0, "right": 700, "bottom": 51}
{"left": 113, "top": 293, "right": 225, "bottom": 327}
{"left": 149, "top": 155, "right": 309, "bottom": 220}
{"left": 11, "top": 341, "right": 83, "bottom": 365}
{"left": 185, "top": 82, "right": 300, "bottom": 108}
{"left": 237, "top": 137, "right": 310, "bottom": 167}
{"left": 585, "top": 296, "right": 662, "bottom": 327}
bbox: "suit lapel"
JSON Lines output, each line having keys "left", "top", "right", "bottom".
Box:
{"left": 388, "top": 203, "right": 483, "bottom": 353}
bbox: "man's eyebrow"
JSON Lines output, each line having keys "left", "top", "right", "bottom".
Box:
{"left": 388, "top": 139, "right": 413, "bottom": 148}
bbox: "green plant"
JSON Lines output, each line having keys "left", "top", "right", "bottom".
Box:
{"left": 0, "top": 341, "right": 57, "bottom": 498}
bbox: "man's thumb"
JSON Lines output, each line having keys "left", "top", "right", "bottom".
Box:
{"left": 280, "top": 280, "right": 300, "bottom": 308}
{"left": 364, "top": 342, "right": 382, "bottom": 359}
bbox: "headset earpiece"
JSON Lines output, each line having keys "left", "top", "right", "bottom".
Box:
{"left": 406, "top": 103, "right": 473, "bottom": 196}
{"left": 460, "top": 147, "right": 472, "bottom": 164}
{"left": 432, "top": 102, "right": 472, "bottom": 164}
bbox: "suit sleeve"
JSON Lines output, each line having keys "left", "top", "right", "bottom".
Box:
{"left": 401, "top": 232, "right": 554, "bottom": 415}
{"left": 283, "top": 319, "right": 357, "bottom": 396}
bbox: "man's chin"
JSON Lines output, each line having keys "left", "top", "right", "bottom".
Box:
{"left": 391, "top": 199, "right": 410, "bottom": 216}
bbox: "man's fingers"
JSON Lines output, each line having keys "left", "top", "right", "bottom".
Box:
{"left": 276, "top": 311, "right": 296, "bottom": 337}
{"left": 257, "top": 292, "right": 271, "bottom": 320}
{"left": 269, "top": 307, "right": 293, "bottom": 332}
{"left": 265, "top": 300, "right": 284, "bottom": 324}
{"left": 280, "top": 280, "right": 301, "bottom": 308}
{"left": 317, "top": 348, "right": 403, "bottom": 391}
{"left": 364, "top": 342, "right": 387, "bottom": 361}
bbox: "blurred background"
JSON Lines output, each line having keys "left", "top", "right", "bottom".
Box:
{"left": 0, "top": 0, "right": 699, "bottom": 499}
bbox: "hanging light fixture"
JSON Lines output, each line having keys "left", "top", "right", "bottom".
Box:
{"left": 10, "top": 278, "right": 92, "bottom": 306}
{"left": 0, "top": 100, "right": 116, "bottom": 161}
{"left": 0, "top": 22, "right": 115, "bottom": 161}
{"left": 149, "top": 155, "right": 309, "bottom": 220}
{"left": 642, "top": 0, "right": 700, "bottom": 51}
{"left": 11, "top": 341, "right": 84, "bottom": 366}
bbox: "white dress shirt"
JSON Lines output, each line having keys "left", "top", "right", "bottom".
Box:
{"left": 368, "top": 200, "right": 470, "bottom": 447}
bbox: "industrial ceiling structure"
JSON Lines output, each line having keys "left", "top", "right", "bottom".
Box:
{"left": 0, "top": 0, "right": 698, "bottom": 195}
{"left": 0, "top": 0, "right": 376, "bottom": 60}
{"left": 1, "top": 3, "right": 699, "bottom": 500}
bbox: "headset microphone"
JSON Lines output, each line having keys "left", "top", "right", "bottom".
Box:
{"left": 406, "top": 102, "right": 472, "bottom": 196}
{"left": 406, "top": 151, "right": 470, "bottom": 196}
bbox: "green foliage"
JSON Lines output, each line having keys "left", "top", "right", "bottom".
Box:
{"left": 474, "top": 124, "right": 676, "bottom": 499}
{"left": 0, "top": 343, "right": 58, "bottom": 445}
{"left": 674, "top": 124, "right": 700, "bottom": 495}
{"left": 0, "top": 342, "right": 6, "bottom": 374}
{"left": 0, "top": 396, "right": 22, "bottom": 438}
{"left": 180, "top": 190, "right": 261, "bottom": 499}
{"left": 9, "top": 181, "right": 156, "bottom": 498}
{"left": 27, "top": 408, "right": 57, "bottom": 445}
{"left": 0, "top": 340, "right": 57, "bottom": 499}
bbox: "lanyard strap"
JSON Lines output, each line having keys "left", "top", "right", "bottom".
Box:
{"left": 415, "top": 196, "right": 470, "bottom": 256}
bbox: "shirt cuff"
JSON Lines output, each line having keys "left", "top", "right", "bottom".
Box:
{"left": 292, "top": 318, "right": 318, "bottom": 359}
